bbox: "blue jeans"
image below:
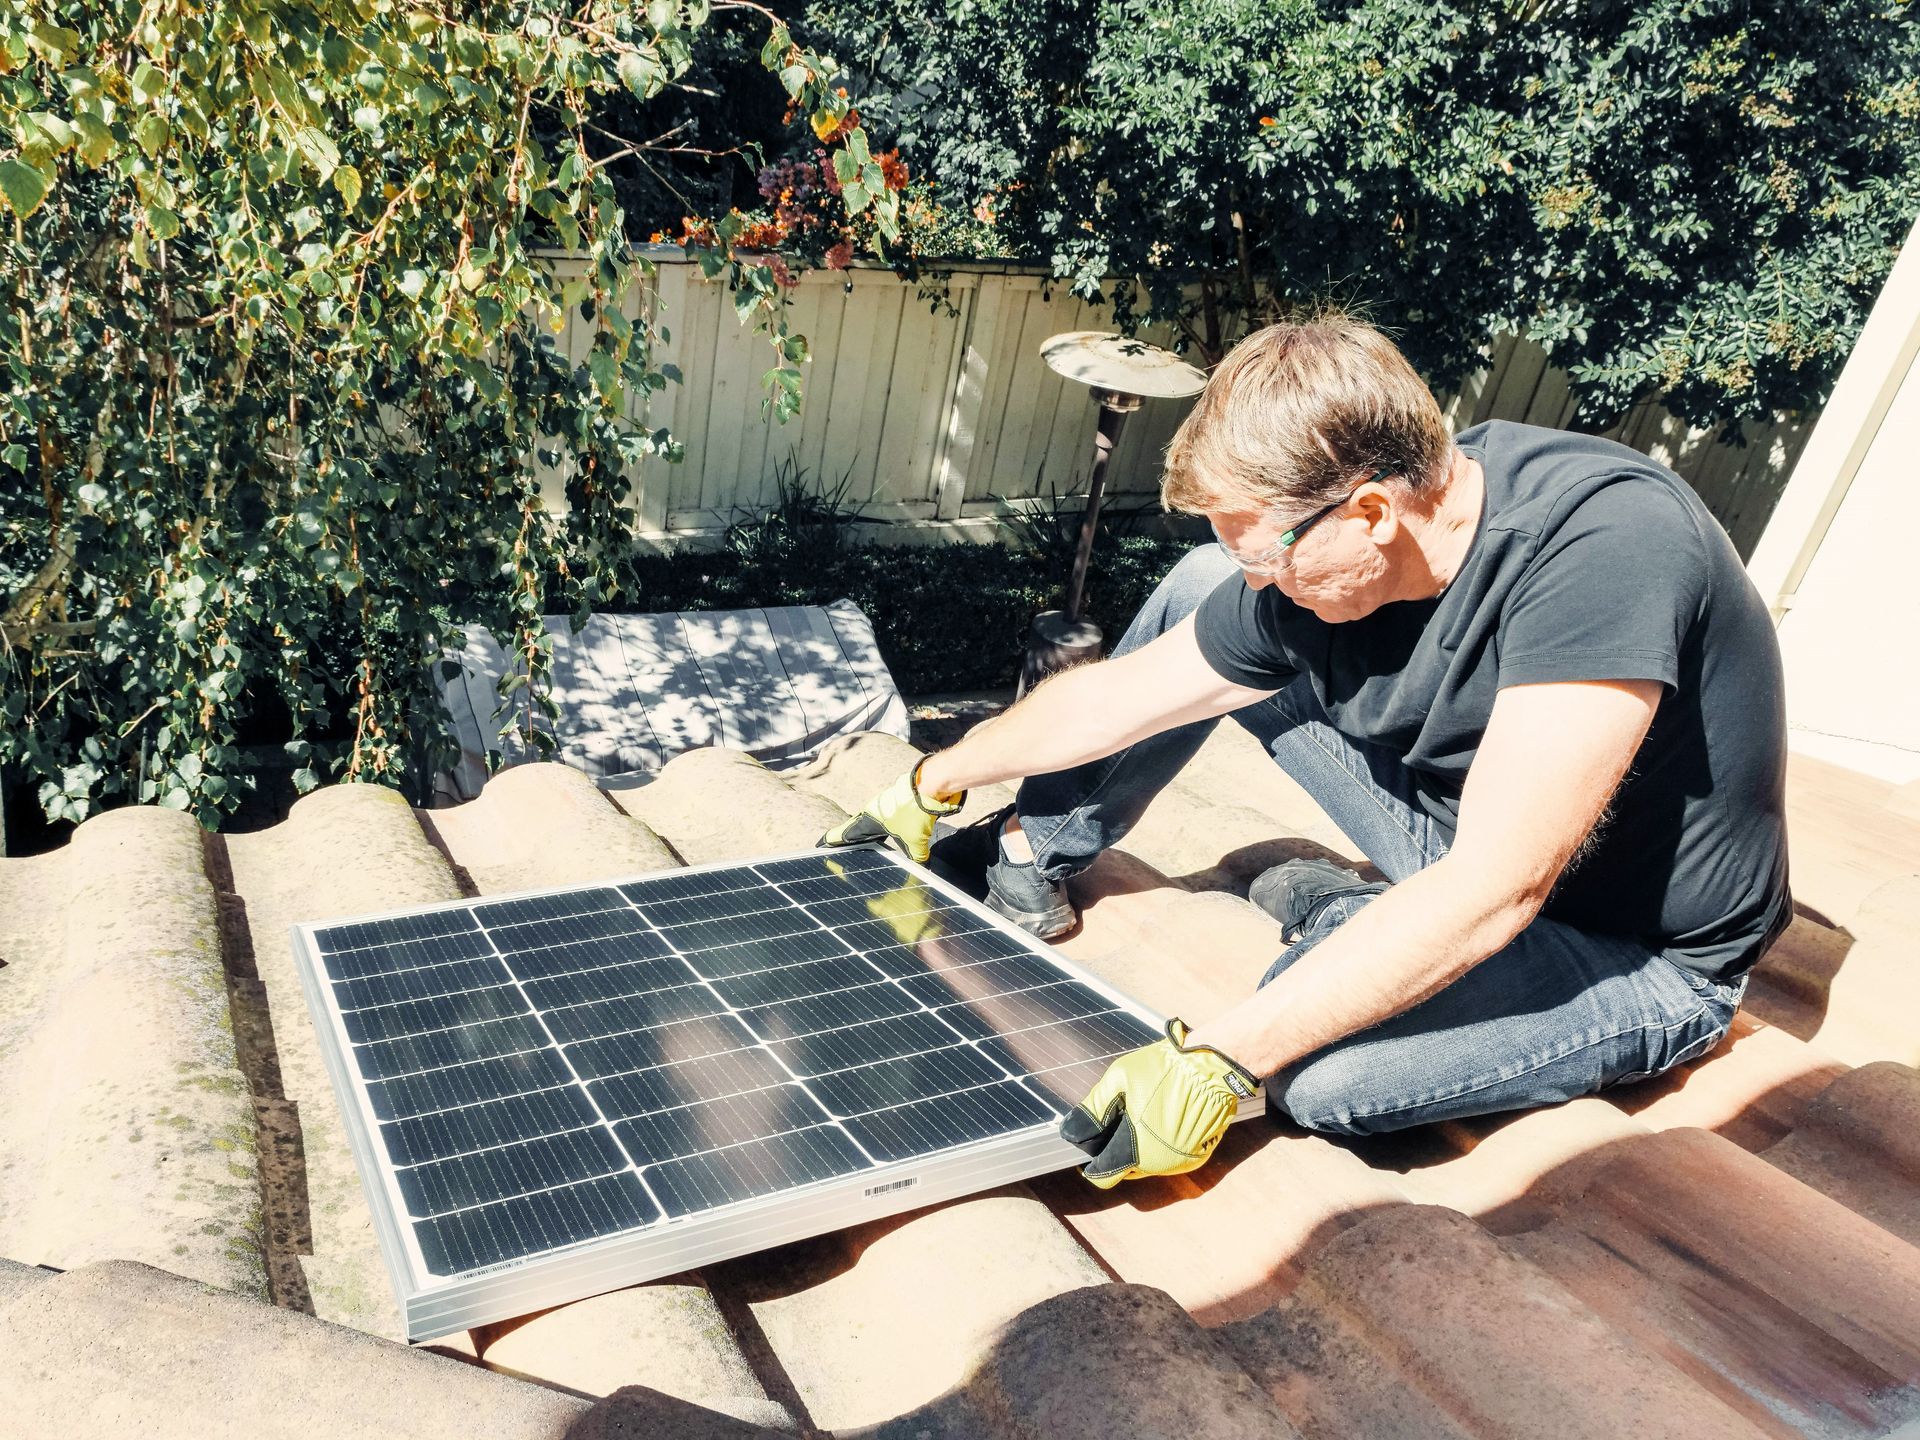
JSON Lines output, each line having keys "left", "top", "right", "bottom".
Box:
{"left": 1016, "top": 545, "right": 1746, "bottom": 1136}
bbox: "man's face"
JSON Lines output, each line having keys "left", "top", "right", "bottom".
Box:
{"left": 1208, "top": 494, "right": 1396, "bottom": 623}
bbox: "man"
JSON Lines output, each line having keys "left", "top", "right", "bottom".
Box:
{"left": 823, "top": 314, "right": 1791, "bottom": 1189}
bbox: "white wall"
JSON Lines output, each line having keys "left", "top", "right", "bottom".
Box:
{"left": 1749, "top": 216, "right": 1920, "bottom": 781}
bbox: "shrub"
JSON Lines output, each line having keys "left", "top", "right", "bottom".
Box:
{"left": 817, "top": 0, "right": 1920, "bottom": 427}
{"left": 614, "top": 530, "right": 1192, "bottom": 694}
{"left": 0, "top": 1, "right": 897, "bottom": 828}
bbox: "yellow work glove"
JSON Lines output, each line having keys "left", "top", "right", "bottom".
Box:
{"left": 817, "top": 758, "right": 965, "bottom": 864}
{"left": 1059, "top": 1019, "right": 1260, "bottom": 1189}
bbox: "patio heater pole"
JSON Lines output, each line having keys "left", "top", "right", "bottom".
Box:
{"left": 1017, "top": 333, "right": 1207, "bottom": 698}
{"left": 1062, "top": 391, "right": 1142, "bottom": 625}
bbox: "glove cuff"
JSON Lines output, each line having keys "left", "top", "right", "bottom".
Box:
{"left": 910, "top": 756, "right": 967, "bottom": 816}
{"left": 1166, "top": 1018, "right": 1260, "bottom": 1100}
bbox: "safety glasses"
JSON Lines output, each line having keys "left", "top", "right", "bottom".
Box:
{"left": 1210, "top": 468, "right": 1392, "bottom": 570}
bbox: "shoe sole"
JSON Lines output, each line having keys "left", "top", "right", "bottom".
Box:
{"left": 984, "top": 888, "right": 1078, "bottom": 942}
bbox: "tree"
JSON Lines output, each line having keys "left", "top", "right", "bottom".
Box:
{"left": 0, "top": 0, "right": 899, "bottom": 828}
{"left": 818, "top": 0, "right": 1920, "bottom": 423}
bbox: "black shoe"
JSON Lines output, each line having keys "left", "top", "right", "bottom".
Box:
{"left": 929, "top": 805, "right": 1078, "bottom": 940}
{"left": 1247, "top": 858, "right": 1385, "bottom": 942}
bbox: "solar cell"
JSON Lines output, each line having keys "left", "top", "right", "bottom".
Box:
{"left": 292, "top": 845, "right": 1257, "bottom": 1340}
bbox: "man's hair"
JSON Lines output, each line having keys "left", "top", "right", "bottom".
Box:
{"left": 1162, "top": 312, "right": 1454, "bottom": 516}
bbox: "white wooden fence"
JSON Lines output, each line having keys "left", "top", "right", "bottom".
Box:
{"left": 540, "top": 249, "right": 1813, "bottom": 557}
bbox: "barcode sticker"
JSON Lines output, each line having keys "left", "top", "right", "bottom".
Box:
{"left": 864, "top": 1176, "right": 918, "bottom": 1199}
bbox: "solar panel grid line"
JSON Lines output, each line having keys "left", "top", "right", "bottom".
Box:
{"left": 336, "top": 984, "right": 532, "bottom": 1042}
{"left": 628, "top": 874, "right": 893, "bottom": 1173}
{"left": 384, "top": 1115, "right": 611, "bottom": 1179}
{"left": 321, "top": 929, "right": 501, "bottom": 982}
{"left": 396, "top": 1125, "right": 632, "bottom": 1220}
{"left": 290, "top": 845, "right": 1241, "bottom": 1339}
{"left": 458, "top": 905, "right": 678, "bottom": 1223}
{"left": 599, "top": 858, "right": 1078, "bottom": 1178}
{"left": 329, "top": 954, "right": 514, "bottom": 1011}
{"left": 379, "top": 1083, "right": 601, "bottom": 1167}
{"left": 363, "top": 1047, "right": 581, "bottom": 1124}
{"left": 349, "top": 1028, "right": 559, "bottom": 1088}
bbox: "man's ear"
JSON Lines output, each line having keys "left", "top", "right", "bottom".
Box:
{"left": 1355, "top": 483, "right": 1398, "bottom": 546}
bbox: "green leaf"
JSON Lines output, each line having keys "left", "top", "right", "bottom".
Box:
{"left": 292, "top": 126, "right": 340, "bottom": 180}
{"left": 73, "top": 114, "right": 113, "bottom": 168}
{"left": 0, "top": 159, "right": 51, "bottom": 219}
{"left": 646, "top": 0, "right": 679, "bottom": 34}
{"left": 842, "top": 180, "right": 869, "bottom": 212}
{"left": 398, "top": 268, "right": 428, "bottom": 300}
{"left": 831, "top": 147, "right": 858, "bottom": 185}
{"left": 618, "top": 49, "right": 666, "bottom": 98}
{"left": 333, "top": 163, "right": 362, "bottom": 210}
{"left": 24, "top": 112, "right": 75, "bottom": 154}
{"left": 146, "top": 205, "right": 181, "bottom": 240}
{"left": 589, "top": 347, "right": 619, "bottom": 398}
{"left": 130, "top": 61, "right": 168, "bottom": 103}
{"left": 134, "top": 113, "right": 170, "bottom": 159}
{"left": 29, "top": 21, "right": 84, "bottom": 65}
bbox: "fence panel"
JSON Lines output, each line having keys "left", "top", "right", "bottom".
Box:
{"left": 530, "top": 250, "right": 1814, "bottom": 556}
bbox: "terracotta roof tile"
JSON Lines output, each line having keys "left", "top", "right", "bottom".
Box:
{"left": 0, "top": 808, "right": 262, "bottom": 1296}
{"left": 1, "top": 724, "right": 1917, "bottom": 1438}
{"left": 1226, "top": 1203, "right": 1759, "bottom": 1440}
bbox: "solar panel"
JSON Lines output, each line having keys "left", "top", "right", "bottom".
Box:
{"left": 290, "top": 845, "right": 1263, "bottom": 1340}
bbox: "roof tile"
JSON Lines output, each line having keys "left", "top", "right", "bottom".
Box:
{"left": 1762, "top": 1061, "right": 1920, "bottom": 1245}
{"left": 963, "top": 1283, "right": 1302, "bottom": 1440}
{"left": 713, "top": 1189, "right": 1109, "bottom": 1433}
{"left": 1507, "top": 1126, "right": 1920, "bottom": 1434}
{"left": 1226, "top": 1203, "right": 1756, "bottom": 1440}
{"left": 0, "top": 807, "right": 261, "bottom": 1296}
{"left": 220, "top": 783, "right": 466, "bottom": 1336}
{"left": 0, "top": 1259, "right": 585, "bottom": 1440}
{"left": 3, "top": 715, "right": 1918, "bottom": 1439}
{"left": 611, "top": 747, "right": 845, "bottom": 864}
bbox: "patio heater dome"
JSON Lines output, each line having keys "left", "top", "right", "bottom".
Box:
{"left": 1017, "top": 332, "right": 1207, "bottom": 696}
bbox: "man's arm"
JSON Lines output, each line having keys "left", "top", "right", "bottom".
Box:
{"left": 1186, "top": 677, "right": 1663, "bottom": 1076}
{"left": 915, "top": 615, "right": 1277, "bottom": 798}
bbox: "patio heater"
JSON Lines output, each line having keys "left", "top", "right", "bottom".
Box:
{"left": 1016, "top": 331, "right": 1207, "bottom": 697}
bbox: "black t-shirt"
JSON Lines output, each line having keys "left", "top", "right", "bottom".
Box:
{"left": 1193, "top": 419, "right": 1790, "bottom": 980}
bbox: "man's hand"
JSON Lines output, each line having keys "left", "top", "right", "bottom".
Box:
{"left": 1060, "top": 1020, "right": 1259, "bottom": 1188}
{"left": 817, "top": 758, "right": 965, "bottom": 863}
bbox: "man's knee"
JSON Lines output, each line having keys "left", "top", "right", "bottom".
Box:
{"left": 1266, "top": 1045, "right": 1413, "bottom": 1138}
{"left": 1147, "top": 544, "right": 1240, "bottom": 620}
{"left": 1112, "top": 542, "right": 1239, "bottom": 655}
